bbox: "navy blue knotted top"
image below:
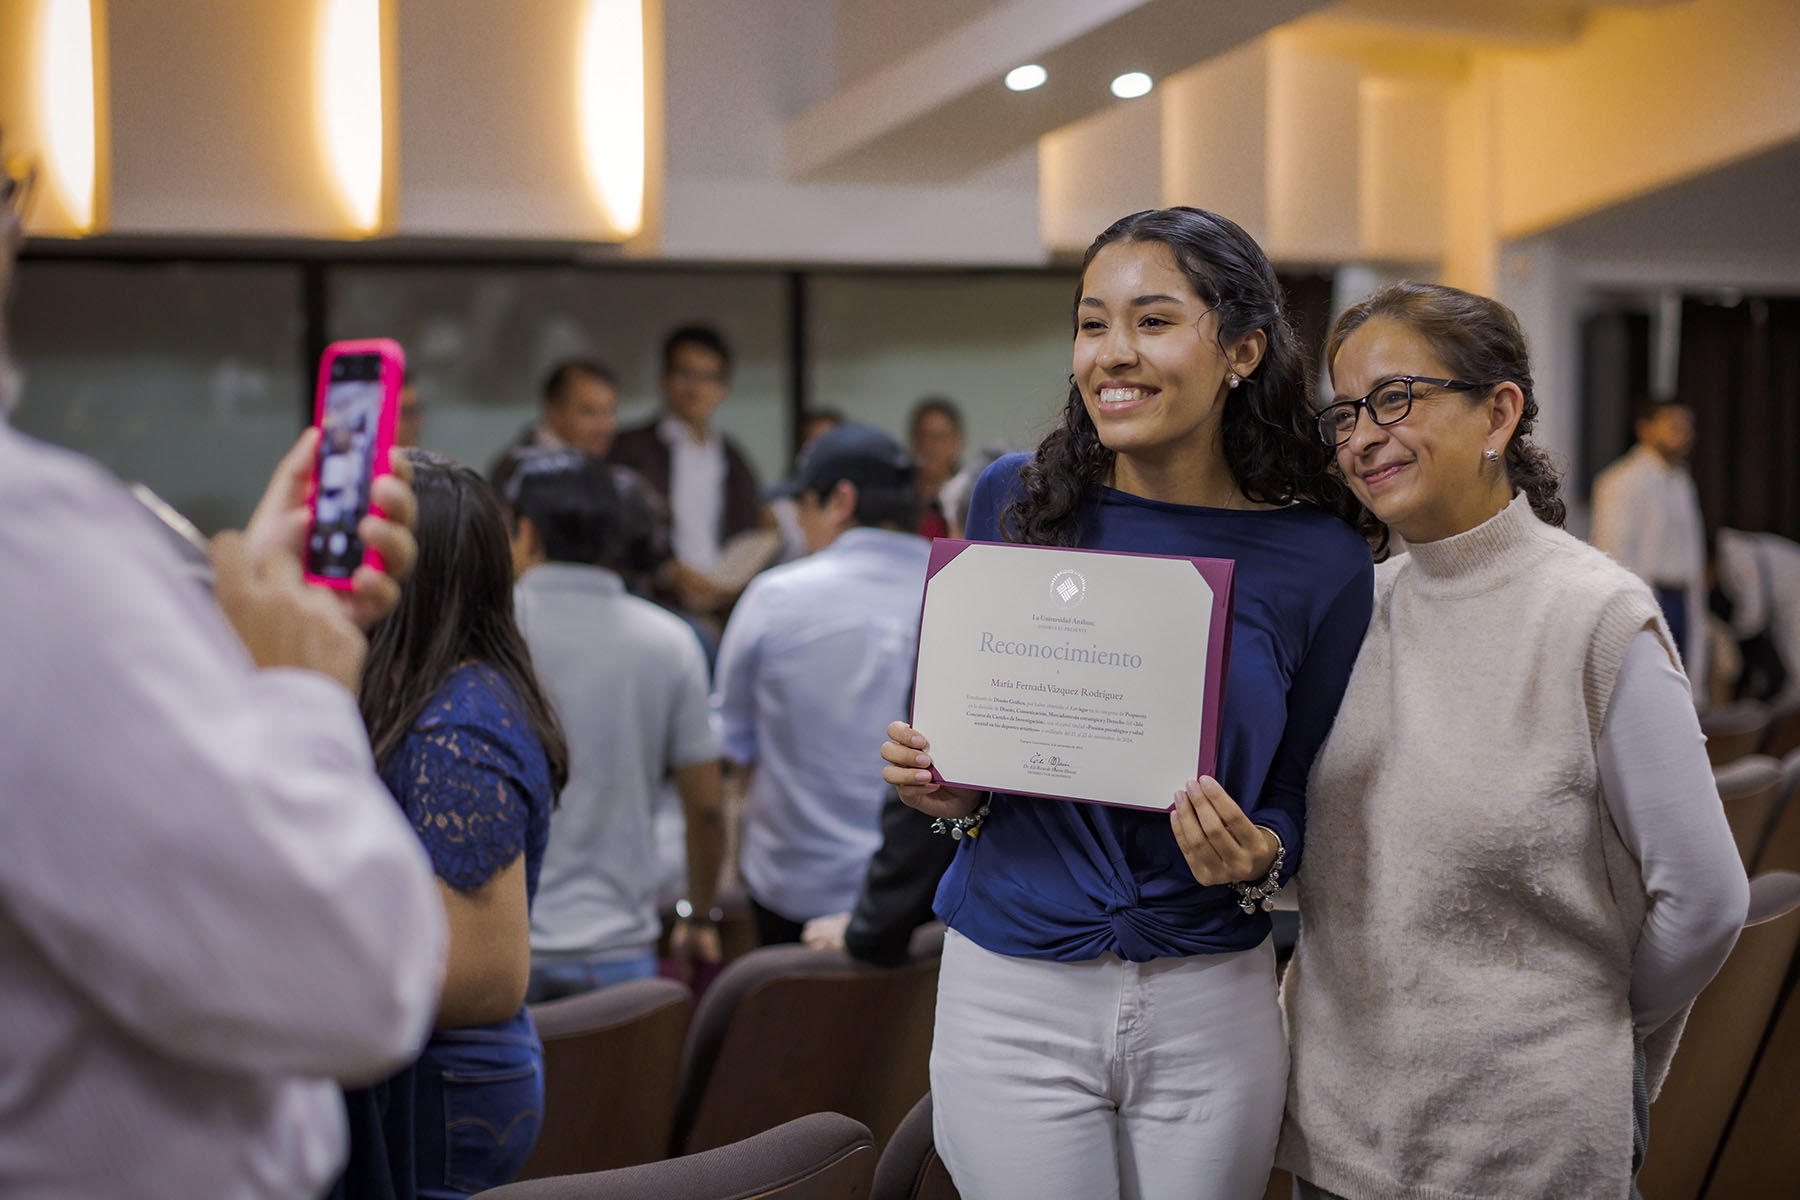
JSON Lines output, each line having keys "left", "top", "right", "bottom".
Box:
{"left": 933, "top": 454, "right": 1373, "bottom": 962}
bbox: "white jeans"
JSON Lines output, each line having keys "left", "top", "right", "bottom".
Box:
{"left": 930, "top": 928, "right": 1287, "bottom": 1200}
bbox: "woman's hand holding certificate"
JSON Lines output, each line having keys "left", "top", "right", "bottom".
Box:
{"left": 1169, "top": 776, "right": 1280, "bottom": 885}
{"left": 880, "top": 720, "right": 982, "bottom": 819}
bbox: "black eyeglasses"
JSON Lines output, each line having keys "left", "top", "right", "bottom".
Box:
{"left": 1315, "top": 375, "right": 1478, "bottom": 447}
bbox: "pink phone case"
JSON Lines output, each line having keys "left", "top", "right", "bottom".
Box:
{"left": 303, "top": 337, "right": 405, "bottom": 590}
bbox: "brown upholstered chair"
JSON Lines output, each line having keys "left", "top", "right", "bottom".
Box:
{"left": 1702, "top": 701, "right": 1770, "bottom": 766}
{"left": 514, "top": 977, "right": 692, "bottom": 1180}
{"left": 1749, "top": 749, "right": 1800, "bottom": 873}
{"left": 871, "top": 1092, "right": 959, "bottom": 1200}
{"left": 1701, "top": 916, "right": 1800, "bottom": 1199}
{"left": 1714, "top": 755, "right": 1783, "bottom": 867}
{"left": 471, "top": 1112, "right": 875, "bottom": 1200}
{"left": 1761, "top": 697, "right": 1800, "bottom": 759}
{"left": 670, "top": 925, "right": 944, "bottom": 1157}
{"left": 1638, "top": 871, "right": 1800, "bottom": 1200}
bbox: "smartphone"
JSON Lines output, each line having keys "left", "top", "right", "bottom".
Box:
{"left": 305, "top": 338, "right": 405, "bottom": 588}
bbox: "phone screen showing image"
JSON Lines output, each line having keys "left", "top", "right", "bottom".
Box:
{"left": 308, "top": 352, "right": 385, "bottom": 579}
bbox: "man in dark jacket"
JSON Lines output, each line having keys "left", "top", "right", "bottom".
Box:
{"left": 608, "top": 325, "right": 768, "bottom": 623}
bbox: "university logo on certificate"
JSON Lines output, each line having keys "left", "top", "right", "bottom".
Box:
{"left": 909, "top": 539, "right": 1234, "bottom": 811}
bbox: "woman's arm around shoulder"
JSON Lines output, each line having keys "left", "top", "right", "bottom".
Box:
{"left": 1598, "top": 629, "right": 1750, "bottom": 1033}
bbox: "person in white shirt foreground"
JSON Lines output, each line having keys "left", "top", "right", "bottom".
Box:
{"left": 1279, "top": 282, "right": 1748, "bottom": 1200}
{"left": 0, "top": 137, "right": 445, "bottom": 1199}
{"left": 713, "top": 423, "right": 932, "bottom": 946}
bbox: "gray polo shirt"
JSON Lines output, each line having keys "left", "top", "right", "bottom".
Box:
{"left": 516, "top": 563, "right": 717, "bottom": 961}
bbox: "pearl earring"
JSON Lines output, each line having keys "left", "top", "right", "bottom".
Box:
{"left": 1228, "top": 374, "right": 1240, "bottom": 389}
{"left": 1483, "top": 448, "right": 1500, "bottom": 463}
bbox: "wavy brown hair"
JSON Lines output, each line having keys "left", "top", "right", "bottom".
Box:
{"left": 1325, "top": 281, "right": 1566, "bottom": 529}
{"left": 1001, "top": 207, "right": 1375, "bottom": 548}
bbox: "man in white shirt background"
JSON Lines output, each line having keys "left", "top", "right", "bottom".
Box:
{"left": 609, "top": 325, "right": 769, "bottom": 631}
{"left": 711, "top": 423, "right": 932, "bottom": 945}
{"left": 1592, "top": 396, "right": 1709, "bottom": 704}
{"left": 0, "top": 140, "right": 446, "bottom": 1200}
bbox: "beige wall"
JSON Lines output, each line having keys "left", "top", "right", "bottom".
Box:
{"left": 1493, "top": 0, "right": 1800, "bottom": 239}
{"left": 107, "top": 0, "right": 369, "bottom": 236}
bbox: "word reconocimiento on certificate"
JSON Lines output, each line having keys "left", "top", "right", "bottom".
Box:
{"left": 976, "top": 631, "right": 1144, "bottom": 669}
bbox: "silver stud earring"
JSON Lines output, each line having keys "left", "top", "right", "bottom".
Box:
{"left": 1483, "top": 447, "right": 1500, "bottom": 463}
{"left": 1228, "top": 374, "right": 1240, "bottom": 389}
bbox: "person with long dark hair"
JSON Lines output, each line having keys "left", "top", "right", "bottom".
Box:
{"left": 1277, "top": 283, "right": 1745, "bottom": 1200}
{"left": 879, "top": 207, "right": 1375, "bottom": 1198}
{"left": 357, "top": 451, "right": 570, "bottom": 1200}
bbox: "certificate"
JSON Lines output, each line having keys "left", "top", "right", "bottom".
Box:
{"left": 910, "top": 539, "right": 1234, "bottom": 811}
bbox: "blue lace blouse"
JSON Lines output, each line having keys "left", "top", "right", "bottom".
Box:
{"left": 381, "top": 663, "right": 554, "bottom": 904}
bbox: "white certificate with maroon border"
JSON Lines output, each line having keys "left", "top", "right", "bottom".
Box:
{"left": 909, "top": 539, "right": 1234, "bottom": 812}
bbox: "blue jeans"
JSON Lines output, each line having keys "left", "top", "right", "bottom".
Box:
{"left": 527, "top": 950, "right": 659, "bottom": 1002}
{"left": 413, "top": 1007, "right": 544, "bottom": 1200}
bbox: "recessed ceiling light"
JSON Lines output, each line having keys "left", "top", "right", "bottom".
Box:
{"left": 1005, "top": 64, "right": 1048, "bottom": 92}
{"left": 1111, "top": 71, "right": 1153, "bottom": 100}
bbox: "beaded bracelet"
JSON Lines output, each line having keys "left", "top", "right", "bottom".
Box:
{"left": 931, "top": 797, "right": 992, "bottom": 840}
{"left": 1230, "top": 826, "right": 1286, "bottom": 914}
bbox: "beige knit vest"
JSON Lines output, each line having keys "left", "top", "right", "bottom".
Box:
{"left": 1278, "top": 492, "right": 1677, "bottom": 1200}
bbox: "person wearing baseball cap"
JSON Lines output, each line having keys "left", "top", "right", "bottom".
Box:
{"left": 714, "top": 423, "right": 933, "bottom": 945}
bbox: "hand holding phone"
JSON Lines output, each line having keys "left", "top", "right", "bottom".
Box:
{"left": 246, "top": 428, "right": 417, "bottom": 631}
{"left": 305, "top": 338, "right": 405, "bottom": 589}
{"left": 212, "top": 530, "right": 367, "bottom": 693}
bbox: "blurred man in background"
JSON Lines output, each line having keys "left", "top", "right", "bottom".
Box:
{"left": 712, "top": 424, "right": 929, "bottom": 945}
{"left": 489, "top": 358, "right": 621, "bottom": 493}
{"left": 509, "top": 453, "right": 724, "bottom": 997}
{"left": 610, "top": 325, "right": 770, "bottom": 627}
{"left": 395, "top": 373, "right": 424, "bottom": 448}
{"left": 1593, "top": 396, "right": 1708, "bottom": 703}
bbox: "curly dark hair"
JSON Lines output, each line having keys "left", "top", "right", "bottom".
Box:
{"left": 1002, "top": 207, "right": 1375, "bottom": 548}
{"left": 1324, "top": 281, "right": 1566, "bottom": 529}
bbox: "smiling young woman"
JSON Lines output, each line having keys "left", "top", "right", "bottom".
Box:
{"left": 879, "top": 208, "right": 1376, "bottom": 1200}
{"left": 1278, "top": 283, "right": 1747, "bottom": 1200}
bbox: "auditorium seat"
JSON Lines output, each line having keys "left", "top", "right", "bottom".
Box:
{"left": 1749, "top": 750, "right": 1800, "bottom": 873}
{"left": 1701, "top": 915, "right": 1800, "bottom": 1199}
{"left": 471, "top": 1112, "right": 875, "bottom": 1200}
{"left": 1701, "top": 701, "right": 1770, "bottom": 766}
{"left": 871, "top": 1092, "right": 959, "bottom": 1200}
{"left": 514, "top": 977, "right": 692, "bottom": 1179}
{"left": 1761, "top": 697, "right": 1800, "bottom": 759}
{"left": 1713, "top": 755, "right": 1783, "bottom": 867}
{"left": 1637, "top": 871, "right": 1800, "bottom": 1200}
{"left": 670, "top": 925, "right": 943, "bottom": 1157}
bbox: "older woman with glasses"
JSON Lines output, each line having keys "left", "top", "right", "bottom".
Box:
{"left": 1277, "top": 282, "right": 1748, "bottom": 1200}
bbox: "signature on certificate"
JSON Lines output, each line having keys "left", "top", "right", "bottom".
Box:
{"left": 1023, "top": 750, "right": 1078, "bottom": 780}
